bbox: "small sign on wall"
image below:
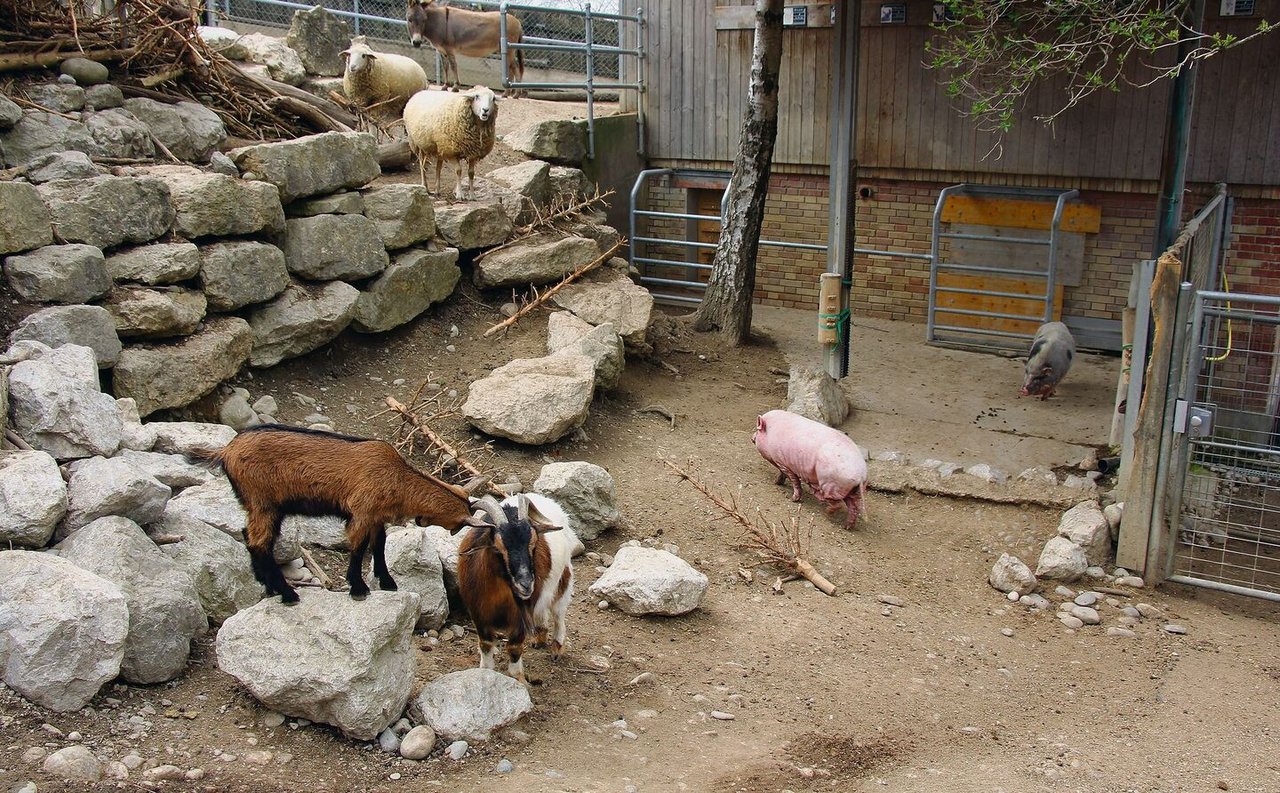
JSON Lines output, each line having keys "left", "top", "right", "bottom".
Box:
{"left": 880, "top": 3, "right": 907, "bottom": 24}
{"left": 1220, "top": 0, "right": 1255, "bottom": 15}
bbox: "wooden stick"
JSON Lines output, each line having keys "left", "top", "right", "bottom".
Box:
{"left": 635, "top": 404, "right": 677, "bottom": 429}
{"left": 300, "top": 547, "right": 332, "bottom": 589}
{"left": 483, "top": 239, "right": 623, "bottom": 338}
{"left": 150, "top": 533, "right": 185, "bottom": 545}
{"left": 384, "top": 397, "right": 506, "bottom": 497}
{"left": 474, "top": 189, "right": 616, "bottom": 264}
{"left": 0, "top": 47, "right": 136, "bottom": 74}
{"left": 4, "top": 430, "right": 33, "bottom": 451}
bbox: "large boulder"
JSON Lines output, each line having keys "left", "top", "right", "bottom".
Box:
{"left": 546, "top": 312, "right": 624, "bottom": 391}
{"left": 229, "top": 132, "right": 380, "bottom": 203}
{"left": 148, "top": 421, "right": 237, "bottom": 455}
{"left": 156, "top": 511, "right": 260, "bottom": 624}
{"left": 472, "top": 233, "right": 599, "bottom": 289}
{"left": 533, "top": 461, "right": 620, "bottom": 542}
{"left": 462, "top": 354, "right": 595, "bottom": 445}
{"left": 383, "top": 525, "right": 449, "bottom": 631}
{"left": 503, "top": 119, "right": 586, "bottom": 165}
{"left": 215, "top": 590, "right": 420, "bottom": 740}
{"left": 285, "top": 5, "right": 350, "bottom": 77}
{"left": 0, "top": 450, "right": 67, "bottom": 548}
{"left": 1035, "top": 536, "right": 1088, "bottom": 582}
{"left": 0, "top": 111, "right": 95, "bottom": 167}
{"left": 112, "top": 316, "right": 254, "bottom": 417}
{"left": 161, "top": 479, "right": 302, "bottom": 564}
{"left": 83, "top": 108, "right": 154, "bottom": 160}
{"left": 433, "top": 202, "right": 512, "bottom": 251}
{"left": 1056, "top": 501, "right": 1113, "bottom": 567}
{"left": 26, "top": 150, "right": 99, "bottom": 183}
{"left": 238, "top": 32, "right": 307, "bottom": 86}
{"left": 149, "top": 166, "right": 285, "bottom": 239}
{"left": 281, "top": 214, "right": 389, "bottom": 281}
{"left": 409, "top": 668, "right": 533, "bottom": 742}
{"left": 7, "top": 305, "right": 121, "bottom": 368}
{"left": 121, "top": 98, "right": 226, "bottom": 162}
{"left": 101, "top": 285, "right": 207, "bottom": 340}
{"left": 352, "top": 248, "right": 460, "bottom": 334}
{"left": 361, "top": 183, "right": 435, "bottom": 250}
{"left": 551, "top": 265, "right": 653, "bottom": 349}
{"left": 989, "top": 553, "right": 1037, "bottom": 596}
{"left": 198, "top": 240, "right": 291, "bottom": 312}
{"left": 36, "top": 176, "right": 173, "bottom": 250}
{"left": 0, "top": 550, "right": 128, "bottom": 712}
{"left": 105, "top": 242, "right": 202, "bottom": 286}
{"left": 55, "top": 516, "right": 207, "bottom": 684}
{"left": 114, "top": 449, "right": 214, "bottom": 489}
{"left": 246, "top": 281, "right": 360, "bottom": 368}
{"left": 786, "top": 364, "right": 849, "bottom": 426}
{"left": 60, "top": 455, "right": 171, "bottom": 540}
{"left": 0, "top": 181, "right": 53, "bottom": 254}
{"left": 7, "top": 342, "right": 122, "bottom": 459}
{"left": 588, "top": 546, "right": 708, "bottom": 616}
{"left": 2, "top": 243, "right": 111, "bottom": 305}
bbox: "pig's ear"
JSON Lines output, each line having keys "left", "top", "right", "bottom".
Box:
{"left": 757, "top": 415, "right": 766, "bottom": 432}
{"left": 1040, "top": 366, "right": 1054, "bottom": 377}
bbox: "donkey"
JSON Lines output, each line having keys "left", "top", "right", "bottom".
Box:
{"left": 406, "top": 0, "right": 525, "bottom": 96}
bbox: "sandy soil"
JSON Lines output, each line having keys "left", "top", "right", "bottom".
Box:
{"left": 4, "top": 98, "right": 1280, "bottom": 793}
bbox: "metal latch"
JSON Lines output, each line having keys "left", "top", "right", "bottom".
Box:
{"left": 1173, "top": 400, "right": 1214, "bottom": 437}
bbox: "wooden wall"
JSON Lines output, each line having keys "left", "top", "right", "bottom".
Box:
{"left": 629, "top": 0, "right": 1280, "bottom": 186}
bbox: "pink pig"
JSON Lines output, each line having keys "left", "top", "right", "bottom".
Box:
{"left": 752, "top": 409, "right": 868, "bottom": 529}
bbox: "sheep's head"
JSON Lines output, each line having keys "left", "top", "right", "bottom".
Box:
{"left": 341, "top": 38, "right": 375, "bottom": 74}
{"left": 466, "top": 88, "right": 497, "bottom": 123}
{"left": 470, "top": 495, "right": 555, "bottom": 600}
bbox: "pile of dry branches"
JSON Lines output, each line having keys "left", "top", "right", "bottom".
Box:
{"left": 0, "top": 0, "right": 347, "bottom": 140}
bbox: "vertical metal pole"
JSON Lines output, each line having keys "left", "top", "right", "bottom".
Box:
{"left": 635, "top": 4, "right": 646, "bottom": 156}
{"left": 353, "top": 0, "right": 361, "bottom": 37}
{"left": 824, "top": 0, "right": 859, "bottom": 380}
{"left": 585, "top": 2, "right": 596, "bottom": 159}
{"left": 499, "top": 2, "right": 510, "bottom": 92}
{"left": 1152, "top": 0, "right": 1205, "bottom": 257}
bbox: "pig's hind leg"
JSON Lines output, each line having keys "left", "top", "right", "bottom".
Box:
{"left": 772, "top": 466, "right": 805, "bottom": 501}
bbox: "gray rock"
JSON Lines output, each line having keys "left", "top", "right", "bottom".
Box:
{"left": 533, "top": 461, "right": 620, "bottom": 542}
{"left": 409, "top": 668, "right": 533, "bottom": 742}
{"left": 84, "top": 108, "right": 155, "bottom": 160}
{"left": 60, "top": 455, "right": 171, "bottom": 539}
{"left": 37, "top": 176, "right": 173, "bottom": 250}
{"left": 24, "top": 83, "right": 85, "bottom": 113}
{"left": 106, "top": 242, "right": 202, "bottom": 286}
{"left": 150, "top": 166, "right": 284, "bottom": 239}
{"left": 1058, "top": 613, "right": 1084, "bottom": 630}
{"left": 447, "top": 740, "right": 469, "bottom": 759}
{"left": 209, "top": 150, "right": 237, "bottom": 176}
{"left": 352, "top": 248, "right": 460, "bottom": 334}
{"left": 1056, "top": 501, "right": 1112, "bottom": 567}
{"left": 384, "top": 524, "right": 450, "bottom": 631}
{"left": 378, "top": 727, "right": 401, "bottom": 754}
{"left": 473, "top": 233, "right": 598, "bottom": 289}
{"left": 221, "top": 394, "right": 261, "bottom": 430}
{"left": 26, "top": 150, "right": 98, "bottom": 183}
{"left": 0, "top": 112, "right": 95, "bottom": 167}
{"left": 1069, "top": 605, "right": 1101, "bottom": 625}
{"left": 567, "top": 220, "right": 620, "bottom": 256}
{"left": 0, "top": 551, "right": 127, "bottom": 711}
{"left": 0, "top": 451, "right": 67, "bottom": 548}
{"left": 0, "top": 94, "right": 21, "bottom": 129}
{"left": 238, "top": 32, "right": 306, "bottom": 86}
{"left": 55, "top": 516, "right": 207, "bottom": 684}
{"left": 252, "top": 394, "right": 278, "bottom": 416}
{"left": 198, "top": 26, "right": 249, "bottom": 60}
{"left": 551, "top": 265, "right": 653, "bottom": 349}
{"left": 482, "top": 160, "right": 551, "bottom": 223}
{"left": 462, "top": 354, "right": 595, "bottom": 444}
{"left": 60, "top": 57, "right": 110, "bottom": 85}
{"left": 113, "top": 449, "right": 214, "bottom": 489}
{"left": 8, "top": 305, "right": 121, "bottom": 367}
{"left": 361, "top": 183, "right": 435, "bottom": 250}
{"left": 0, "top": 182, "right": 53, "bottom": 254}
{"left": 786, "top": 364, "right": 849, "bottom": 426}
{"left": 1104, "top": 501, "right": 1124, "bottom": 541}
{"left": 288, "top": 191, "right": 364, "bottom": 217}
{"left": 399, "top": 725, "right": 436, "bottom": 760}
{"left": 589, "top": 546, "right": 707, "bottom": 616}
{"left": 285, "top": 5, "right": 350, "bottom": 77}
{"left": 41, "top": 745, "right": 102, "bottom": 782}
{"left": 161, "top": 478, "right": 301, "bottom": 564}
{"left": 229, "top": 132, "right": 380, "bottom": 203}
{"left": 198, "top": 240, "right": 291, "bottom": 312}
{"left": 988, "top": 553, "right": 1037, "bottom": 596}
{"left": 149, "top": 421, "right": 237, "bottom": 455}
{"left": 965, "top": 463, "right": 1008, "bottom": 484}
{"left": 282, "top": 214, "right": 389, "bottom": 281}
{"left": 3, "top": 243, "right": 111, "bottom": 304}
{"left": 1019, "top": 593, "right": 1051, "bottom": 609}
{"left": 1035, "top": 536, "right": 1088, "bottom": 582}
{"left": 83, "top": 84, "right": 124, "bottom": 110}
{"left": 116, "top": 396, "right": 155, "bottom": 452}
{"left": 112, "top": 317, "right": 254, "bottom": 417}
{"left": 433, "top": 202, "right": 512, "bottom": 251}
{"left": 102, "top": 285, "right": 205, "bottom": 340}
{"left": 546, "top": 313, "right": 624, "bottom": 390}
{"left": 503, "top": 119, "right": 586, "bottom": 165}
{"left": 246, "top": 282, "right": 360, "bottom": 368}
{"left": 121, "top": 98, "right": 226, "bottom": 162}
{"left": 548, "top": 165, "right": 591, "bottom": 204}
{"left": 156, "top": 511, "right": 259, "bottom": 624}
{"left": 215, "top": 590, "right": 420, "bottom": 740}
{"left": 7, "top": 343, "right": 122, "bottom": 459}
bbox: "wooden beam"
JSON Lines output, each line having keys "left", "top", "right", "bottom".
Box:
{"left": 940, "top": 196, "right": 1102, "bottom": 234}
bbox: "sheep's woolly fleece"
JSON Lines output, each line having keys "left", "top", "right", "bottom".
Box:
{"left": 341, "top": 35, "right": 429, "bottom": 120}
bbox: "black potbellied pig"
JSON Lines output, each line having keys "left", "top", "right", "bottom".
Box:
{"left": 1021, "top": 321, "right": 1076, "bottom": 400}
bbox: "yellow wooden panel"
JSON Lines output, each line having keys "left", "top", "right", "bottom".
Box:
{"left": 940, "top": 196, "right": 1102, "bottom": 234}
{"left": 935, "top": 272, "right": 1063, "bottom": 336}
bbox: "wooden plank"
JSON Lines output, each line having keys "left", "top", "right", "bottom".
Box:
{"left": 947, "top": 225, "right": 1086, "bottom": 287}
{"left": 887, "top": 27, "right": 907, "bottom": 168}
{"left": 680, "top": 0, "right": 693, "bottom": 163}
{"left": 940, "top": 196, "right": 1102, "bottom": 233}
{"left": 715, "top": 10, "right": 730, "bottom": 162}
{"left": 934, "top": 272, "right": 1064, "bottom": 335}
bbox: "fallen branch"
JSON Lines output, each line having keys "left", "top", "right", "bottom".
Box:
{"left": 0, "top": 47, "right": 136, "bottom": 74}
{"left": 4, "top": 430, "right": 34, "bottom": 451}
{"left": 269, "top": 94, "right": 353, "bottom": 133}
{"left": 384, "top": 396, "right": 505, "bottom": 497}
{"left": 300, "top": 546, "right": 333, "bottom": 589}
{"left": 663, "top": 459, "right": 837, "bottom": 596}
{"left": 149, "top": 533, "right": 185, "bottom": 545}
{"left": 474, "top": 188, "right": 616, "bottom": 264}
{"left": 635, "top": 404, "right": 677, "bottom": 429}
{"left": 483, "top": 239, "right": 624, "bottom": 338}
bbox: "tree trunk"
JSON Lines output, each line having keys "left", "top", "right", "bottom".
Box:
{"left": 690, "top": 0, "right": 784, "bottom": 345}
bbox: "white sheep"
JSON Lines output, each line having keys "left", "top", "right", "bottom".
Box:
{"left": 341, "top": 35, "right": 429, "bottom": 122}
{"left": 402, "top": 86, "right": 497, "bottom": 201}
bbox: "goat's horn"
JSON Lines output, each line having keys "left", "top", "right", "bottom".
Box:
{"left": 473, "top": 495, "right": 507, "bottom": 527}
{"left": 515, "top": 494, "right": 529, "bottom": 522}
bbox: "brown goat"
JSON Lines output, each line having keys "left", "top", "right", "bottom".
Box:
{"left": 456, "top": 495, "right": 575, "bottom": 684}
{"left": 406, "top": 0, "right": 525, "bottom": 95}
{"left": 190, "top": 425, "right": 488, "bottom": 605}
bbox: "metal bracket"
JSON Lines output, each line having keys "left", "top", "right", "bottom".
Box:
{"left": 1173, "top": 400, "right": 1215, "bottom": 437}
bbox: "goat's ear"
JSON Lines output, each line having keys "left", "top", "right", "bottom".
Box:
{"left": 519, "top": 495, "right": 561, "bottom": 532}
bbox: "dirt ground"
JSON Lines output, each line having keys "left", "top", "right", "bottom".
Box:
{"left": 4, "top": 98, "right": 1280, "bottom": 793}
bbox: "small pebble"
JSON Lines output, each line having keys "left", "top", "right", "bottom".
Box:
{"left": 496, "top": 759, "right": 514, "bottom": 773}
{"left": 1070, "top": 606, "right": 1101, "bottom": 625}
{"left": 1059, "top": 614, "right": 1084, "bottom": 630}
{"left": 1107, "top": 627, "right": 1136, "bottom": 638}
{"left": 1121, "top": 606, "right": 1141, "bottom": 618}
{"left": 1073, "top": 591, "right": 1098, "bottom": 607}
{"left": 1162, "top": 623, "right": 1187, "bottom": 635}
{"left": 627, "top": 672, "right": 654, "bottom": 686}
{"left": 709, "top": 711, "right": 735, "bottom": 720}
{"left": 598, "top": 600, "right": 610, "bottom": 610}
{"left": 1135, "top": 603, "right": 1163, "bottom": 619}
{"left": 1006, "top": 590, "right": 1020, "bottom": 602}
{"left": 1000, "top": 628, "right": 1014, "bottom": 638}
{"left": 619, "top": 730, "right": 639, "bottom": 740}
{"left": 185, "top": 768, "right": 206, "bottom": 781}
{"left": 877, "top": 594, "right": 905, "bottom": 607}
{"left": 66, "top": 731, "right": 81, "bottom": 741}
{"left": 1116, "top": 575, "right": 1145, "bottom": 588}
{"left": 1054, "top": 585, "right": 1076, "bottom": 598}
{"left": 390, "top": 772, "right": 401, "bottom": 780}
{"left": 261, "top": 712, "right": 285, "bottom": 728}
{"left": 447, "top": 740, "right": 469, "bottom": 760}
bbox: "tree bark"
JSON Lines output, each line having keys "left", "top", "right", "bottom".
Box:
{"left": 690, "top": 0, "right": 784, "bottom": 345}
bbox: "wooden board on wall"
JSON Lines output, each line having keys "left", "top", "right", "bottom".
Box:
{"left": 940, "top": 196, "right": 1102, "bottom": 233}
{"left": 934, "top": 272, "right": 1064, "bottom": 336}
{"left": 947, "top": 224, "right": 1086, "bottom": 287}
